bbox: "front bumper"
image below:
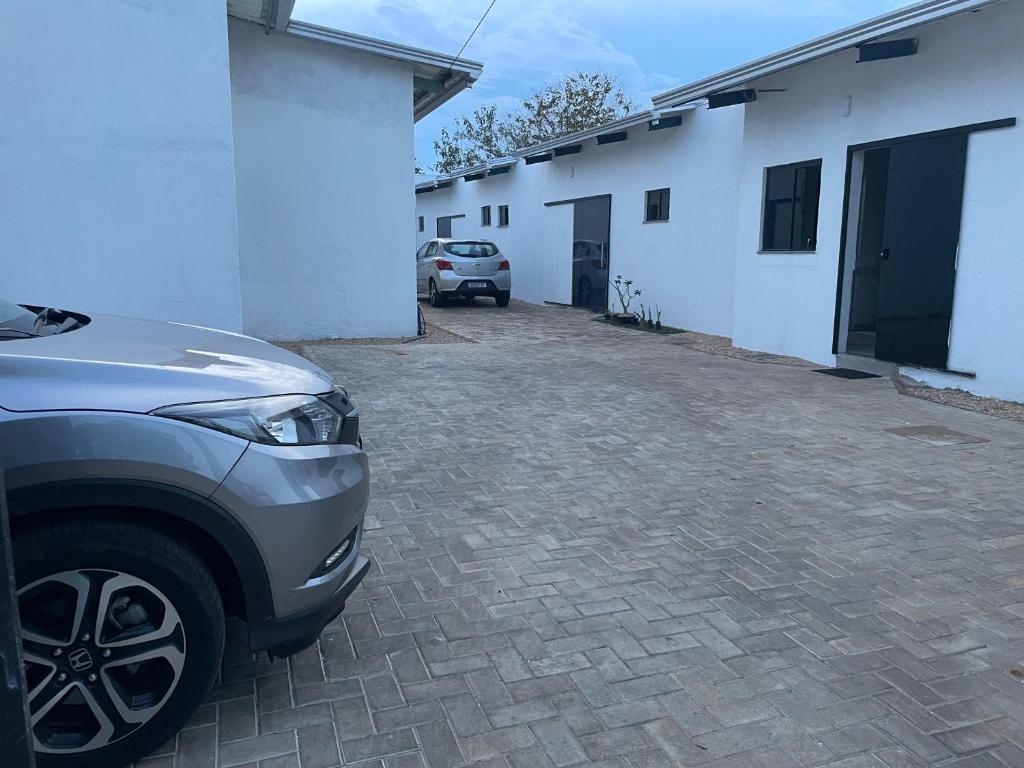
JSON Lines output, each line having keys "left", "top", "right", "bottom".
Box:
{"left": 211, "top": 440, "right": 370, "bottom": 655}
{"left": 250, "top": 553, "right": 370, "bottom": 657}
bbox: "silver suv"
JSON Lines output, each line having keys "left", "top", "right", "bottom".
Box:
{"left": 0, "top": 298, "right": 370, "bottom": 768}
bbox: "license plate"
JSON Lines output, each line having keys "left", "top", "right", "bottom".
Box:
{"left": 467, "top": 281, "right": 487, "bottom": 288}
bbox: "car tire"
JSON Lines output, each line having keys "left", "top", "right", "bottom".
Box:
{"left": 495, "top": 292, "right": 511, "bottom": 307}
{"left": 14, "top": 519, "right": 225, "bottom": 768}
{"left": 428, "top": 279, "right": 445, "bottom": 307}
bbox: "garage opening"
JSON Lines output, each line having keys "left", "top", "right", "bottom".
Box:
{"left": 839, "top": 132, "right": 968, "bottom": 369}
{"left": 836, "top": 118, "right": 1015, "bottom": 372}
{"left": 571, "top": 197, "right": 611, "bottom": 310}
{"left": 436, "top": 214, "right": 465, "bottom": 238}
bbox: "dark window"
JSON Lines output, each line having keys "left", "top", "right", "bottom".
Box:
{"left": 644, "top": 188, "right": 670, "bottom": 222}
{"left": 417, "top": 216, "right": 424, "bottom": 232}
{"left": 762, "top": 160, "right": 821, "bottom": 251}
{"left": 498, "top": 205, "right": 509, "bottom": 227}
{"left": 481, "top": 205, "right": 491, "bottom": 226}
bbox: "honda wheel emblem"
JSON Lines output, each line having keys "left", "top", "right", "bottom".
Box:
{"left": 68, "top": 648, "right": 94, "bottom": 672}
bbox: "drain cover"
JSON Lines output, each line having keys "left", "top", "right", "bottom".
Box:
{"left": 886, "top": 425, "right": 988, "bottom": 446}
{"left": 814, "top": 368, "right": 881, "bottom": 379}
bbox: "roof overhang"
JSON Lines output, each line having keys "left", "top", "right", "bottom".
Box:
{"left": 510, "top": 104, "right": 698, "bottom": 158}
{"left": 285, "top": 21, "right": 482, "bottom": 121}
{"left": 416, "top": 157, "right": 517, "bottom": 193}
{"left": 226, "top": 0, "right": 295, "bottom": 33}
{"left": 652, "top": 0, "right": 1004, "bottom": 110}
{"left": 227, "top": 2, "right": 482, "bottom": 121}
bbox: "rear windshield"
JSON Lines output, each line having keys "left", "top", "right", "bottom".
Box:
{"left": 443, "top": 241, "right": 499, "bottom": 258}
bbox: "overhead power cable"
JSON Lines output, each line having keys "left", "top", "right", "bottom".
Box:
{"left": 445, "top": 0, "right": 498, "bottom": 77}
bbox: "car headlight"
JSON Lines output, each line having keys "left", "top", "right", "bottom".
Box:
{"left": 153, "top": 394, "right": 344, "bottom": 445}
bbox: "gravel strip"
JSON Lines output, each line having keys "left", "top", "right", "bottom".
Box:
{"left": 896, "top": 378, "right": 1024, "bottom": 424}
{"left": 669, "top": 330, "right": 814, "bottom": 367}
{"left": 274, "top": 322, "right": 472, "bottom": 355}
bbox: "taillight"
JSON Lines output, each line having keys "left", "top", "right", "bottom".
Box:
{"left": 436, "top": 259, "right": 454, "bottom": 271}
{"left": 498, "top": 260, "right": 510, "bottom": 271}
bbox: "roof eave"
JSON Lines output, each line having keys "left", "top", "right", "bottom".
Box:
{"left": 651, "top": 0, "right": 1002, "bottom": 109}
{"left": 510, "top": 103, "right": 700, "bottom": 159}
{"left": 413, "top": 72, "right": 477, "bottom": 122}
{"left": 286, "top": 20, "right": 482, "bottom": 78}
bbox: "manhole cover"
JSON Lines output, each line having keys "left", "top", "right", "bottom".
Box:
{"left": 886, "top": 425, "right": 988, "bottom": 446}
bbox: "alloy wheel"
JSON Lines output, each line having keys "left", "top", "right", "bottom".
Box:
{"left": 17, "top": 570, "right": 186, "bottom": 755}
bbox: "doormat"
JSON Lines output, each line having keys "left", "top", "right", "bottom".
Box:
{"left": 814, "top": 368, "right": 881, "bottom": 379}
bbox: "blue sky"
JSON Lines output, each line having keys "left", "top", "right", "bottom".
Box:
{"left": 293, "top": 0, "right": 913, "bottom": 170}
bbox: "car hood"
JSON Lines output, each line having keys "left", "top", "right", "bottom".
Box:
{"left": 0, "top": 314, "right": 335, "bottom": 413}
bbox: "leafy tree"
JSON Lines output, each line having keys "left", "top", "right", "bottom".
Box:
{"left": 432, "top": 72, "right": 638, "bottom": 174}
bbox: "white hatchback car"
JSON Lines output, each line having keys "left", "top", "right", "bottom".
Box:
{"left": 416, "top": 239, "right": 511, "bottom": 307}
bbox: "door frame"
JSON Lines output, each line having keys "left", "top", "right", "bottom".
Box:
{"left": 435, "top": 213, "right": 465, "bottom": 238}
{"left": 830, "top": 117, "right": 1016, "bottom": 365}
{"left": 543, "top": 194, "right": 612, "bottom": 310}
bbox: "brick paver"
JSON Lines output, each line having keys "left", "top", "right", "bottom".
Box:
{"left": 151, "top": 300, "right": 1024, "bottom": 768}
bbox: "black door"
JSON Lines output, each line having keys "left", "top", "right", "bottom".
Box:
{"left": 875, "top": 133, "right": 967, "bottom": 369}
{"left": 571, "top": 197, "right": 610, "bottom": 310}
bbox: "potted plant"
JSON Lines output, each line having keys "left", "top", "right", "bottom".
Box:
{"left": 609, "top": 276, "right": 641, "bottom": 325}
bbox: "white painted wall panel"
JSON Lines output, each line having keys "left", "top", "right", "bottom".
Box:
{"left": 230, "top": 20, "right": 417, "bottom": 339}
{"left": 542, "top": 205, "right": 574, "bottom": 305}
{"left": 1, "top": 0, "right": 242, "bottom": 330}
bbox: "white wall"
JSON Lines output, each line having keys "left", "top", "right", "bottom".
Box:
{"left": 0, "top": 0, "right": 242, "bottom": 331}
{"left": 230, "top": 21, "right": 417, "bottom": 340}
{"left": 416, "top": 107, "right": 745, "bottom": 336}
{"left": 732, "top": 1, "right": 1024, "bottom": 399}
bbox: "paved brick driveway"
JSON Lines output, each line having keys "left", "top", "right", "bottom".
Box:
{"left": 153, "top": 300, "right": 1024, "bottom": 768}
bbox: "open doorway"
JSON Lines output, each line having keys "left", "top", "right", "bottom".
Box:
{"left": 435, "top": 214, "right": 465, "bottom": 238}
{"left": 838, "top": 132, "right": 968, "bottom": 370}
{"left": 571, "top": 196, "right": 610, "bottom": 310}
{"left": 542, "top": 194, "right": 611, "bottom": 309}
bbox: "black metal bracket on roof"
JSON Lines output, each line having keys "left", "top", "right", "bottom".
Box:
{"left": 487, "top": 166, "right": 511, "bottom": 176}
{"left": 648, "top": 115, "right": 683, "bottom": 130}
{"left": 596, "top": 131, "right": 628, "bottom": 145}
{"left": 415, "top": 186, "right": 435, "bottom": 195}
{"left": 463, "top": 171, "right": 486, "bottom": 182}
{"left": 524, "top": 153, "right": 553, "bottom": 165}
{"left": 857, "top": 38, "right": 918, "bottom": 63}
{"left": 553, "top": 144, "right": 582, "bottom": 156}
{"left": 707, "top": 89, "right": 757, "bottom": 109}
{"left": 434, "top": 180, "right": 453, "bottom": 189}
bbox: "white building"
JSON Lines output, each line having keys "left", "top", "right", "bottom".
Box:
{"left": 416, "top": 0, "right": 1024, "bottom": 402}
{"left": 2, "top": 0, "right": 480, "bottom": 340}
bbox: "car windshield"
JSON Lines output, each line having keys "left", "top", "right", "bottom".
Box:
{"left": 443, "top": 241, "right": 499, "bottom": 258}
{"left": 0, "top": 298, "right": 38, "bottom": 334}
{"left": 0, "top": 297, "right": 88, "bottom": 339}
